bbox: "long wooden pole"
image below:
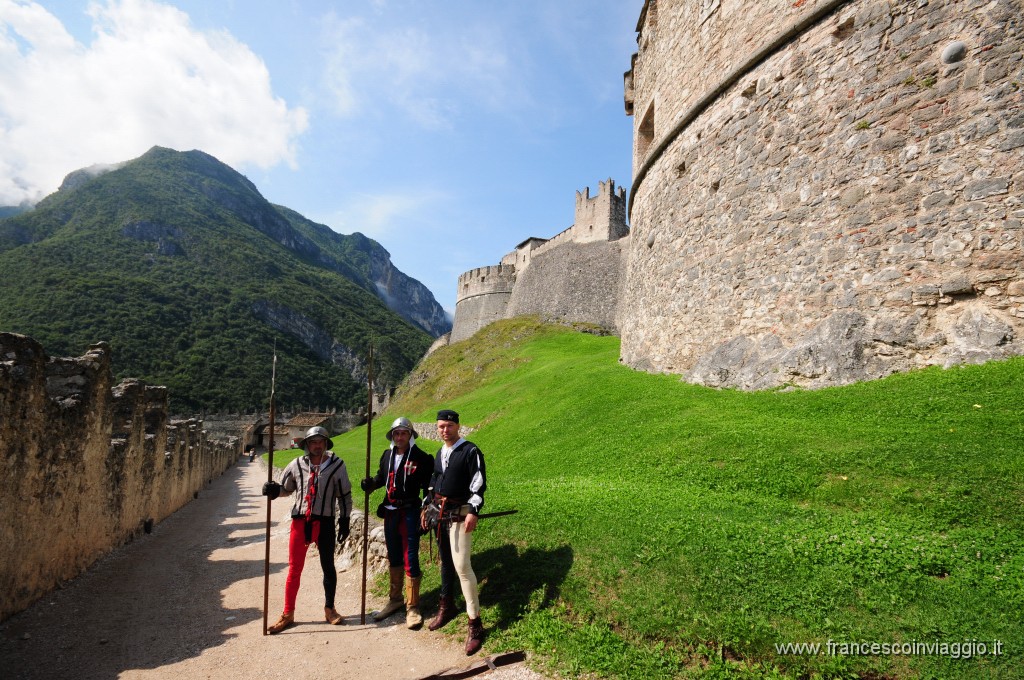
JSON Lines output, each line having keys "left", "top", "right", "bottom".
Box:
{"left": 262, "top": 348, "right": 277, "bottom": 635}
{"left": 360, "top": 341, "right": 373, "bottom": 624}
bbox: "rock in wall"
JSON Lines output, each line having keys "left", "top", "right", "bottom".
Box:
{"left": 622, "top": 0, "right": 1024, "bottom": 388}
{"left": 0, "top": 332, "right": 238, "bottom": 621}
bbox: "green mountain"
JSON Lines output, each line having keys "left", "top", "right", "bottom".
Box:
{"left": 0, "top": 146, "right": 449, "bottom": 412}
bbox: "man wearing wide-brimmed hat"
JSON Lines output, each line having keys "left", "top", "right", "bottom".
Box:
{"left": 262, "top": 425, "right": 352, "bottom": 633}
{"left": 361, "top": 416, "right": 435, "bottom": 628}
{"left": 422, "top": 409, "right": 487, "bottom": 655}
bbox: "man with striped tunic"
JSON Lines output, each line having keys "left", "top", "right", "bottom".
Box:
{"left": 262, "top": 426, "right": 352, "bottom": 634}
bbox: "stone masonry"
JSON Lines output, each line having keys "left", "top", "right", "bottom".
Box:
{"left": 620, "top": 0, "right": 1024, "bottom": 388}
{"left": 450, "top": 179, "right": 630, "bottom": 343}
{"left": 0, "top": 332, "right": 239, "bottom": 621}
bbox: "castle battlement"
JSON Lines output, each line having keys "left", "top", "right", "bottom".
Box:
{"left": 456, "top": 264, "right": 517, "bottom": 304}
{"left": 449, "top": 180, "right": 631, "bottom": 344}
{"left": 570, "top": 178, "right": 628, "bottom": 245}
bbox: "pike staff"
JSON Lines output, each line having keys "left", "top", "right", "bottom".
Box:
{"left": 360, "top": 341, "right": 374, "bottom": 624}
{"left": 262, "top": 347, "right": 277, "bottom": 635}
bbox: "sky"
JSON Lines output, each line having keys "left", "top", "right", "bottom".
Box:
{"left": 0, "top": 0, "right": 645, "bottom": 315}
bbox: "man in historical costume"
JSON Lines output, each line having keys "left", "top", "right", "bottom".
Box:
{"left": 262, "top": 425, "right": 352, "bottom": 634}
{"left": 361, "top": 416, "right": 435, "bottom": 628}
{"left": 422, "top": 409, "right": 487, "bottom": 655}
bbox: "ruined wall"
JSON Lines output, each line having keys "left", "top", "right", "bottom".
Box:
{"left": 0, "top": 333, "right": 239, "bottom": 621}
{"left": 506, "top": 238, "right": 630, "bottom": 332}
{"left": 622, "top": 0, "right": 1024, "bottom": 388}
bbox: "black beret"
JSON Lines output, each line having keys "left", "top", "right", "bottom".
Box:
{"left": 437, "top": 409, "right": 460, "bottom": 423}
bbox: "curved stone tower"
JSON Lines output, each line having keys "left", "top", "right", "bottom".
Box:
{"left": 622, "top": 0, "right": 1024, "bottom": 388}
{"left": 450, "top": 265, "right": 517, "bottom": 343}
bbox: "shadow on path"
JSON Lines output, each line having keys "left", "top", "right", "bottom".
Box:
{"left": 0, "top": 459, "right": 275, "bottom": 679}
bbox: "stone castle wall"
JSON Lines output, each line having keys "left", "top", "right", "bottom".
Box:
{"left": 0, "top": 333, "right": 239, "bottom": 621}
{"left": 506, "top": 239, "right": 630, "bottom": 331}
{"left": 451, "top": 265, "right": 517, "bottom": 343}
{"left": 451, "top": 181, "right": 630, "bottom": 342}
{"left": 620, "top": 0, "right": 1024, "bottom": 388}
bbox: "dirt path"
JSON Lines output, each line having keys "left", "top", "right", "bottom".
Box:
{"left": 0, "top": 457, "right": 540, "bottom": 680}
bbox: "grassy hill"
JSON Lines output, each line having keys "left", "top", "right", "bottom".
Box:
{"left": 0, "top": 147, "right": 437, "bottom": 411}
{"left": 318, "top": 318, "right": 1023, "bottom": 679}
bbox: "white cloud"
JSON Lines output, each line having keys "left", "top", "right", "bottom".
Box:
{"left": 319, "top": 6, "right": 528, "bottom": 131}
{"left": 0, "top": 0, "right": 307, "bottom": 206}
{"left": 315, "top": 188, "right": 449, "bottom": 240}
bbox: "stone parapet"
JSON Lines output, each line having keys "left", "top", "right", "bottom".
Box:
{"left": 455, "top": 265, "right": 517, "bottom": 303}
{"left": 0, "top": 333, "right": 239, "bottom": 621}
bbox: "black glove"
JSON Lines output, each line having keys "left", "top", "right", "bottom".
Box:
{"left": 360, "top": 477, "right": 375, "bottom": 492}
{"left": 262, "top": 481, "right": 281, "bottom": 500}
{"left": 337, "top": 516, "right": 350, "bottom": 543}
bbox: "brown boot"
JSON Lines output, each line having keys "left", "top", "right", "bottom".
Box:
{"left": 324, "top": 607, "right": 344, "bottom": 625}
{"left": 465, "top": 616, "right": 484, "bottom": 655}
{"left": 267, "top": 611, "right": 294, "bottom": 634}
{"left": 405, "top": 576, "right": 423, "bottom": 629}
{"left": 373, "top": 567, "right": 405, "bottom": 621}
{"left": 428, "top": 595, "right": 456, "bottom": 631}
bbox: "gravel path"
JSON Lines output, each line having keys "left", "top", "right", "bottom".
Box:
{"left": 0, "top": 457, "right": 547, "bottom": 680}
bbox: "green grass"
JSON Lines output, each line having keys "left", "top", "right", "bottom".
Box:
{"left": 280, "top": 318, "right": 1024, "bottom": 679}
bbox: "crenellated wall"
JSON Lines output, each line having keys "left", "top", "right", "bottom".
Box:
{"left": 450, "top": 265, "right": 518, "bottom": 343}
{"left": 451, "top": 180, "right": 630, "bottom": 342}
{"left": 449, "top": 2, "right": 1023, "bottom": 390}
{"left": 0, "top": 332, "right": 239, "bottom": 621}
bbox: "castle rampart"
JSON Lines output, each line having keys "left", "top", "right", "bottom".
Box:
{"left": 506, "top": 238, "right": 630, "bottom": 332}
{"left": 0, "top": 333, "right": 239, "bottom": 621}
{"left": 451, "top": 265, "right": 517, "bottom": 343}
{"left": 621, "top": 0, "right": 1024, "bottom": 388}
{"left": 450, "top": 181, "right": 630, "bottom": 342}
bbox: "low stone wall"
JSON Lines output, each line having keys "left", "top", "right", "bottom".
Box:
{"left": 0, "top": 333, "right": 239, "bottom": 622}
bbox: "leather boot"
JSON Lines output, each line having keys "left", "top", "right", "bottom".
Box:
{"left": 428, "top": 595, "right": 456, "bottom": 631}
{"left": 405, "top": 576, "right": 423, "bottom": 629}
{"left": 465, "top": 616, "right": 484, "bottom": 655}
{"left": 324, "top": 606, "right": 344, "bottom": 625}
{"left": 267, "top": 611, "right": 294, "bottom": 634}
{"left": 373, "top": 567, "right": 406, "bottom": 621}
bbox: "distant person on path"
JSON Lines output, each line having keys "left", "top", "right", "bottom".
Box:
{"left": 360, "top": 416, "right": 434, "bottom": 629}
{"left": 422, "top": 409, "right": 487, "bottom": 655}
{"left": 261, "top": 425, "right": 352, "bottom": 633}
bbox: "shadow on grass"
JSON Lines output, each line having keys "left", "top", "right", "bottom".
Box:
{"left": 475, "top": 543, "right": 574, "bottom": 630}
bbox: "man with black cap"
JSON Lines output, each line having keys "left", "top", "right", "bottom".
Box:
{"left": 422, "top": 409, "right": 487, "bottom": 655}
{"left": 261, "top": 425, "right": 352, "bottom": 634}
{"left": 360, "top": 416, "right": 434, "bottom": 628}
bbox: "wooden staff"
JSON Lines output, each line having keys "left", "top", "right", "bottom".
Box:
{"left": 360, "top": 341, "right": 373, "bottom": 624}
{"left": 262, "top": 348, "right": 277, "bottom": 635}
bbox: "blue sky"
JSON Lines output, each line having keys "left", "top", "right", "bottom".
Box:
{"left": 0, "top": 0, "right": 644, "bottom": 314}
